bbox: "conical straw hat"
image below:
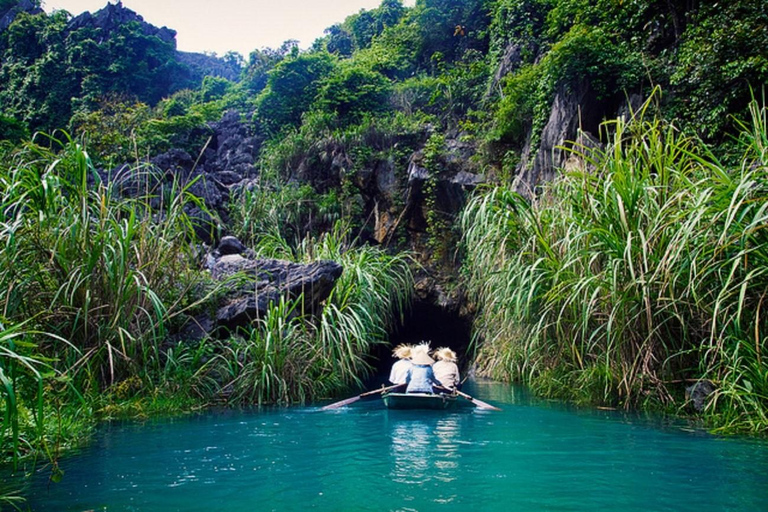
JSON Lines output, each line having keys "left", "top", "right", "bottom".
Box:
{"left": 392, "top": 344, "right": 412, "bottom": 359}
{"left": 434, "top": 347, "right": 457, "bottom": 362}
{"left": 411, "top": 351, "right": 434, "bottom": 365}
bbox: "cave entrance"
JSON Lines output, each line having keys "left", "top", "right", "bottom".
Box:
{"left": 371, "top": 300, "right": 474, "bottom": 378}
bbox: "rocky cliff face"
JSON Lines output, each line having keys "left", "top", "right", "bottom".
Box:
{"left": 67, "top": 1, "right": 176, "bottom": 44}
{"left": 0, "top": 0, "right": 41, "bottom": 32}
{"left": 177, "top": 236, "right": 344, "bottom": 341}
{"left": 104, "top": 110, "right": 260, "bottom": 242}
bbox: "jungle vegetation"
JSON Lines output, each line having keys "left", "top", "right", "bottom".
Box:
{"left": 0, "top": 0, "right": 767, "bottom": 501}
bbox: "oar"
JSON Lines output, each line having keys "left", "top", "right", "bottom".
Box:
{"left": 321, "top": 383, "right": 404, "bottom": 410}
{"left": 438, "top": 386, "right": 501, "bottom": 411}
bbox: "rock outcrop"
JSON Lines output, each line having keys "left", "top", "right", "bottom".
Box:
{"left": 178, "top": 237, "right": 344, "bottom": 339}
{"left": 65, "top": 2, "right": 239, "bottom": 82}
{"left": 106, "top": 110, "right": 260, "bottom": 243}
{"left": 67, "top": 1, "right": 176, "bottom": 45}
{"left": 205, "top": 237, "right": 343, "bottom": 330}
{"left": 0, "top": 0, "right": 42, "bottom": 32}
{"left": 513, "top": 80, "right": 606, "bottom": 196}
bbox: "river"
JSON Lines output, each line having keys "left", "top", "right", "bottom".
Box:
{"left": 27, "top": 380, "right": 768, "bottom": 511}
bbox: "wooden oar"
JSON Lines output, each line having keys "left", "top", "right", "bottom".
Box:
{"left": 438, "top": 386, "right": 501, "bottom": 411}
{"left": 321, "top": 383, "right": 404, "bottom": 410}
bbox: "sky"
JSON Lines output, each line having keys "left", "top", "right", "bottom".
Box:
{"left": 42, "top": 0, "right": 416, "bottom": 57}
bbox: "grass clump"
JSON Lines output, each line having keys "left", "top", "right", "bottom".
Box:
{"left": 0, "top": 132, "right": 211, "bottom": 467}
{"left": 463, "top": 97, "right": 768, "bottom": 433}
{"left": 218, "top": 223, "right": 415, "bottom": 405}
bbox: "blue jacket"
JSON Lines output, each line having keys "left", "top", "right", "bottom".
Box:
{"left": 405, "top": 364, "right": 442, "bottom": 393}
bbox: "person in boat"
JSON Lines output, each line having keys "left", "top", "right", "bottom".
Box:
{"left": 432, "top": 347, "right": 460, "bottom": 391}
{"left": 404, "top": 350, "right": 443, "bottom": 394}
{"left": 389, "top": 344, "right": 413, "bottom": 385}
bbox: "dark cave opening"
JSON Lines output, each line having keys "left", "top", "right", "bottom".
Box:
{"left": 371, "top": 300, "right": 473, "bottom": 379}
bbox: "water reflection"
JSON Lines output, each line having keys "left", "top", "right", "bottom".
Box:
{"left": 389, "top": 414, "right": 461, "bottom": 501}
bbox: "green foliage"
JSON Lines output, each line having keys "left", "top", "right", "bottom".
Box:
{"left": 232, "top": 181, "right": 343, "bottom": 251}
{"left": 316, "top": 63, "right": 392, "bottom": 124}
{"left": 0, "top": 114, "right": 28, "bottom": 143}
{"left": 69, "top": 92, "right": 217, "bottom": 166}
{"left": 0, "top": 7, "right": 197, "bottom": 134}
{"left": 491, "top": 23, "right": 642, "bottom": 152}
{"left": 0, "top": 133, "right": 206, "bottom": 391}
{"left": 422, "top": 133, "right": 452, "bottom": 264}
{"left": 339, "top": 0, "right": 406, "bottom": 52}
{"left": 670, "top": 0, "right": 768, "bottom": 139}
{"left": 489, "top": 0, "right": 550, "bottom": 64}
{"left": 255, "top": 51, "right": 336, "bottom": 136}
{"left": 68, "top": 98, "right": 153, "bottom": 164}
{"left": 413, "top": 0, "right": 492, "bottom": 65}
{"left": 351, "top": 19, "right": 421, "bottom": 80}
{"left": 0, "top": 11, "right": 75, "bottom": 131}
{"left": 199, "top": 75, "right": 233, "bottom": 103}
{"left": 241, "top": 41, "right": 297, "bottom": 94}
{"left": 464, "top": 98, "right": 768, "bottom": 432}
{"left": 204, "top": 225, "right": 414, "bottom": 405}
{"left": 0, "top": 322, "right": 48, "bottom": 470}
{"left": 323, "top": 24, "right": 354, "bottom": 57}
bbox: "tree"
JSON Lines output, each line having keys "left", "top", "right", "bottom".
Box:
{"left": 255, "top": 51, "right": 336, "bottom": 135}
{"left": 316, "top": 64, "right": 392, "bottom": 123}
{"left": 325, "top": 24, "right": 354, "bottom": 57}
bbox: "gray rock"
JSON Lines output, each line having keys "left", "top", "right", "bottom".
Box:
{"left": 178, "top": 314, "right": 215, "bottom": 343}
{"left": 218, "top": 236, "right": 246, "bottom": 256}
{"left": 514, "top": 81, "right": 596, "bottom": 196}
{"left": 67, "top": 1, "right": 176, "bottom": 45}
{"left": 213, "top": 258, "right": 344, "bottom": 329}
{"left": 685, "top": 380, "right": 716, "bottom": 412}
{"left": 408, "top": 157, "right": 429, "bottom": 182}
{"left": 375, "top": 158, "right": 397, "bottom": 196}
{"left": 451, "top": 171, "right": 484, "bottom": 187}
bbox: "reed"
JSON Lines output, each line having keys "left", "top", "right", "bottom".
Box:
{"left": 221, "top": 222, "right": 414, "bottom": 403}
{"left": 0, "top": 132, "right": 203, "bottom": 389}
{"left": 0, "top": 132, "right": 212, "bottom": 470}
{"left": 463, "top": 97, "right": 768, "bottom": 431}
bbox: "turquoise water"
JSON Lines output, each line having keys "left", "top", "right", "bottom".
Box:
{"left": 27, "top": 381, "right": 768, "bottom": 511}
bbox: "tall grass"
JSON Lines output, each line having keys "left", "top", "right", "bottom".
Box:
{"left": 221, "top": 221, "right": 414, "bottom": 404}
{"left": 0, "top": 132, "right": 212, "bottom": 469}
{"left": 463, "top": 97, "right": 768, "bottom": 432}
{"left": 0, "top": 322, "right": 47, "bottom": 471}
{"left": 0, "top": 133, "right": 204, "bottom": 388}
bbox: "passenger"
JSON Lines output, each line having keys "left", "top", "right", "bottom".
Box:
{"left": 389, "top": 344, "right": 413, "bottom": 385}
{"left": 404, "top": 350, "right": 442, "bottom": 394}
{"left": 433, "top": 347, "right": 460, "bottom": 391}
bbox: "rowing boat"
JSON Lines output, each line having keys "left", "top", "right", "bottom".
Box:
{"left": 382, "top": 392, "right": 458, "bottom": 410}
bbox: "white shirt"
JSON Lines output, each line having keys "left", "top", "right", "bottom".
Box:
{"left": 389, "top": 359, "right": 412, "bottom": 385}
{"left": 433, "top": 361, "right": 460, "bottom": 388}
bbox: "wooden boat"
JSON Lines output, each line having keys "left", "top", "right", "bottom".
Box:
{"left": 382, "top": 392, "right": 459, "bottom": 410}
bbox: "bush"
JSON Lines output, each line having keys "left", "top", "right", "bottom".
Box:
{"left": 0, "top": 114, "right": 28, "bottom": 143}
{"left": 316, "top": 63, "right": 392, "bottom": 124}
{"left": 255, "top": 52, "right": 336, "bottom": 135}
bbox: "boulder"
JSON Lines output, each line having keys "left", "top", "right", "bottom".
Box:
{"left": 209, "top": 254, "right": 343, "bottom": 329}
{"left": 218, "top": 236, "right": 246, "bottom": 256}
{"left": 685, "top": 380, "right": 716, "bottom": 413}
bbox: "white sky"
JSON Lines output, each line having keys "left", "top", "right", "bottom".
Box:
{"left": 42, "top": 0, "right": 416, "bottom": 57}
